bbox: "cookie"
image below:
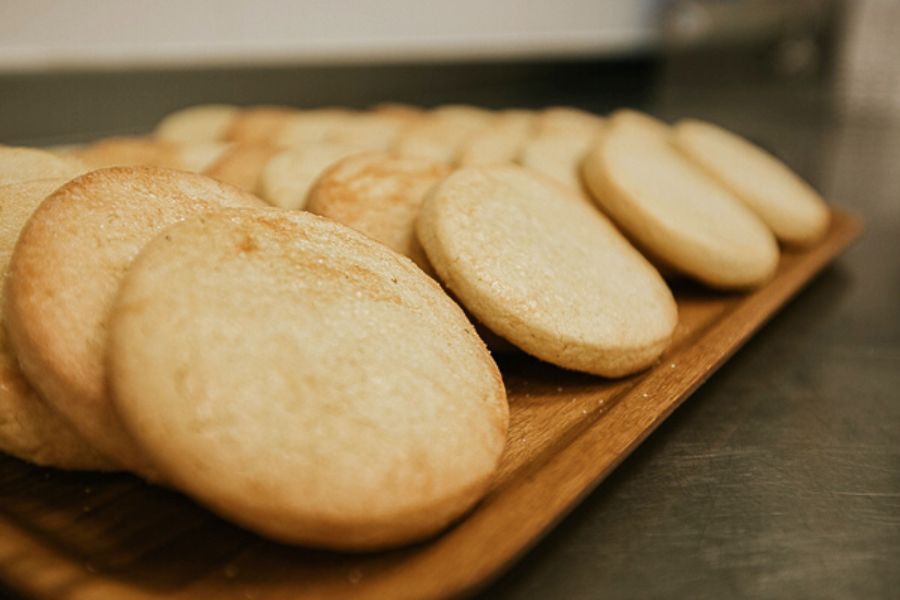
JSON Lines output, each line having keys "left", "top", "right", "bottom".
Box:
{"left": 394, "top": 105, "right": 494, "bottom": 162}
{"left": 155, "top": 104, "right": 239, "bottom": 142}
{"left": 75, "top": 137, "right": 229, "bottom": 173}
{"left": 4, "top": 167, "right": 265, "bottom": 473}
{"left": 0, "top": 179, "right": 114, "bottom": 470}
{"left": 225, "top": 106, "right": 297, "bottom": 145}
{"left": 74, "top": 137, "right": 182, "bottom": 170}
{"left": 673, "top": 119, "right": 830, "bottom": 246}
{"left": 273, "top": 108, "right": 356, "bottom": 148}
{"left": 518, "top": 108, "right": 604, "bottom": 196}
{"left": 108, "top": 209, "right": 508, "bottom": 550}
{"left": 417, "top": 164, "right": 678, "bottom": 376}
{"left": 258, "top": 143, "right": 366, "bottom": 210}
{"left": 305, "top": 152, "right": 518, "bottom": 353}
{"left": 582, "top": 121, "right": 780, "bottom": 289}
{"left": 0, "top": 146, "right": 84, "bottom": 186}
{"left": 608, "top": 109, "right": 671, "bottom": 140}
{"left": 180, "top": 142, "right": 233, "bottom": 173}
{"left": 306, "top": 152, "right": 452, "bottom": 272}
{"left": 203, "top": 144, "right": 277, "bottom": 193}
{"left": 540, "top": 107, "right": 605, "bottom": 133}
{"left": 458, "top": 110, "right": 533, "bottom": 165}
{"left": 325, "top": 112, "right": 411, "bottom": 151}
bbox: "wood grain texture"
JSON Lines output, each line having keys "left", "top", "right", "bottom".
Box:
{"left": 0, "top": 209, "right": 863, "bottom": 600}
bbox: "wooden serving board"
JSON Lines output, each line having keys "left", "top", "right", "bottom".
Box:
{"left": 0, "top": 210, "right": 862, "bottom": 600}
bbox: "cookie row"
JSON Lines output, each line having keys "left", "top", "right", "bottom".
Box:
{"left": 152, "top": 103, "right": 831, "bottom": 255}
{"left": 0, "top": 103, "right": 830, "bottom": 550}
{"left": 0, "top": 158, "right": 508, "bottom": 550}
{"left": 62, "top": 105, "right": 831, "bottom": 285}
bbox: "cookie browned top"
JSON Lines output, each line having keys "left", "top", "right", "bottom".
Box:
{"left": 4, "top": 167, "right": 264, "bottom": 474}
{"left": 306, "top": 152, "right": 452, "bottom": 271}
{"left": 109, "top": 209, "right": 508, "bottom": 550}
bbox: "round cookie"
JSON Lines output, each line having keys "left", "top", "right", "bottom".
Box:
{"left": 225, "top": 106, "right": 297, "bottom": 145}
{"left": 173, "top": 141, "right": 232, "bottom": 173}
{"left": 325, "top": 112, "right": 410, "bottom": 151}
{"left": 4, "top": 167, "right": 265, "bottom": 474}
{"left": 306, "top": 152, "right": 452, "bottom": 271}
{"left": 394, "top": 105, "right": 494, "bottom": 162}
{"left": 108, "top": 209, "right": 508, "bottom": 550}
{"left": 273, "top": 108, "right": 356, "bottom": 148}
{"left": 538, "top": 107, "right": 605, "bottom": 135}
{"left": 203, "top": 144, "right": 277, "bottom": 193}
{"left": 581, "top": 123, "right": 780, "bottom": 290}
{"left": 304, "top": 151, "right": 515, "bottom": 353}
{"left": 258, "top": 143, "right": 367, "bottom": 210}
{"left": 417, "top": 164, "right": 678, "bottom": 377}
{"left": 608, "top": 109, "right": 671, "bottom": 140}
{"left": 0, "top": 146, "right": 84, "bottom": 186}
{"left": 0, "top": 179, "right": 114, "bottom": 470}
{"left": 673, "top": 119, "right": 830, "bottom": 247}
{"left": 74, "top": 137, "right": 183, "bottom": 170}
{"left": 74, "top": 137, "right": 229, "bottom": 173}
{"left": 155, "top": 104, "right": 239, "bottom": 142}
{"left": 518, "top": 108, "right": 604, "bottom": 197}
{"left": 458, "top": 110, "right": 533, "bottom": 166}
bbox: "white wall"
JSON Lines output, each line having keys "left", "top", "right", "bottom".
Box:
{"left": 0, "top": 0, "right": 660, "bottom": 71}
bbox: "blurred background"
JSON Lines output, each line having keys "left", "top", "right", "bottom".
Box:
{"left": 1, "top": 1, "right": 898, "bottom": 599}
{"left": 1, "top": 0, "right": 898, "bottom": 143}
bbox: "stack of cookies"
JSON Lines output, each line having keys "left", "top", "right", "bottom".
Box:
{"left": 0, "top": 103, "right": 830, "bottom": 550}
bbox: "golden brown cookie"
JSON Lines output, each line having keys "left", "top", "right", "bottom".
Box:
{"left": 608, "top": 109, "right": 671, "bottom": 140}
{"left": 224, "top": 106, "right": 297, "bottom": 145}
{"left": 306, "top": 152, "right": 452, "bottom": 271}
{"left": 4, "top": 167, "right": 265, "bottom": 474}
{"left": 258, "top": 143, "right": 367, "bottom": 210}
{"left": 0, "top": 179, "right": 114, "bottom": 470}
{"left": 394, "top": 105, "right": 494, "bottom": 162}
{"left": 0, "top": 146, "right": 85, "bottom": 186}
{"left": 518, "top": 108, "right": 604, "bottom": 197}
{"left": 203, "top": 144, "right": 277, "bottom": 193}
{"left": 417, "top": 164, "right": 678, "bottom": 376}
{"left": 673, "top": 119, "right": 830, "bottom": 246}
{"left": 75, "top": 137, "right": 229, "bottom": 173}
{"left": 273, "top": 108, "right": 356, "bottom": 148}
{"left": 582, "top": 120, "right": 780, "bottom": 289}
{"left": 155, "top": 104, "right": 240, "bottom": 142}
{"left": 459, "top": 110, "right": 533, "bottom": 165}
{"left": 109, "top": 208, "right": 508, "bottom": 550}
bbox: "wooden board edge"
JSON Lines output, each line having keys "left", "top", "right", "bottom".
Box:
{"left": 354, "top": 209, "right": 864, "bottom": 600}
{"left": 457, "top": 208, "right": 865, "bottom": 597}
